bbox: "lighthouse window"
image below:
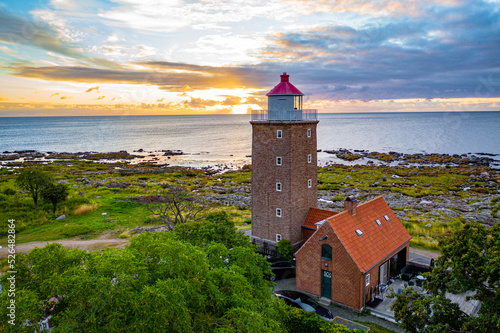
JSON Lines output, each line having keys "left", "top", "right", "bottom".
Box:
{"left": 277, "top": 130, "right": 282, "bottom": 138}
{"left": 276, "top": 182, "right": 282, "bottom": 191}
{"left": 294, "top": 95, "right": 302, "bottom": 110}
{"left": 308, "top": 154, "right": 312, "bottom": 163}
{"left": 276, "top": 157, "right": 282, "bottom": 165}
{"left": 307, "top": 129, "right": 311, "bottom": 137}
{"left": 308, "top": 179, "right": 312, "bottom": 188}
{"left": 276, "top": 208, "right": 282, "bottom": 217}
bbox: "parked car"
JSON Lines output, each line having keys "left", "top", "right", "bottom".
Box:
{"left": 275, "top": 290, "right": 333, "bottom": 321}
{"left": 265, "top": 258, "right": 296, "bottom": 281}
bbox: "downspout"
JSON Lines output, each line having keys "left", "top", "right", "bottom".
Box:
{"left": 362, "top": 272, "right": 366, "bottom": 311}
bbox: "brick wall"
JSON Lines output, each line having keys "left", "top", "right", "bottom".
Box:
{"left": 251, "top": 120, "right": 318, "bottom": 245}
{"left": 296, "top": 222, "right": 365, "bottom": 310}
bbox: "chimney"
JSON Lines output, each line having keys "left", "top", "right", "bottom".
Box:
{"left": 344, "top": 195, "right": 358, "bottom": 215}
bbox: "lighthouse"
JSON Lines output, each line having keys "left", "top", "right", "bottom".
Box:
{"left": 250, "top": 73, "right": 318, "bottom": 249}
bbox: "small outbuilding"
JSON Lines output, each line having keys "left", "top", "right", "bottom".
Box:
{"left": 295, "top": 196, "right": 412, "bottom": 311}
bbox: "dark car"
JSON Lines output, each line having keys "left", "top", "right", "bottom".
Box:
{"left": 275, "top": 290, "right": 333, "bottom": 321}
{"left": 266, "top": 258, "right": 296, "bottom": 281}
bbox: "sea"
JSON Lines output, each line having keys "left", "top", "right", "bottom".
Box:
{"left": 1, "top": 111, "right": 499, "bottom": 168}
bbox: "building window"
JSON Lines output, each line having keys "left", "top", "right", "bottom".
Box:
{"left": 355, "top": 229, "right": 363, "bottom": 237}
{"left": 321, "top": 244, "right": 332, "bottom": 260}
{"left": 366, "top": 274, "right": 370, "bottom": 286}
{"left": 307, "top": 129, "right": 311, "bottom": 137}
{"left": 276, "top": 208, "right": 282, "bottom": 217}
{"left": 276, "top": 157, "right": 282, "bottom": 165}
{"left": 375, "top": 219, "right": 382, "bottom": 226}
{"left": 276, "top": 182, "right": 282, "bottom": 191}
{"left": 384, "top": 215, "right": 390, "bottom": 221}
{"left": 277, "top": 130, "right": 282, "bottom": 138}
{"left": 276, "top": 234, "right": 282, "bottom": 242}
{"left": 308, "top": 154, "right": 312, "bottom": 163}
{"left": 308, "top": 179, "right": 312, "bottom": 188}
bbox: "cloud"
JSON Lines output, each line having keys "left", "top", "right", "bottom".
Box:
{"left": 96, "top": 95, "right": 105, "bottom": 100}
{"left": 0, "top": 9, "right": 121, "bottom": 70}
{"left": 60, "top": 95, "right": 71, "bottom": 99}
{"left": 85, "top": 86, "right": 100, "bottom": 93}
{"left": 50, "top": 93, "right": 60, "bottom": 97}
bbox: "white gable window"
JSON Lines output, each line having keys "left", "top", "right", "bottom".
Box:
{"left": 276, "top": 182, "right": 282, "bottom": 191}
{"left": 307, "top": 128, "right": 311, "bottom": 137}
{"left": 276, "top": 234, "right": 282, "bottom": 242}
{"left": 308, "top": 179, "right": 312, "bottom": 188}
{"left": 276, "top": 157, "right": 282, "bottom": 165}
{"left": 366, "top": 274, "right": 370, "bottom": 286}
{"left": 308, "top": 154, "right": 312, "bottom": 163}
{"left": 276, "top": 208, "right": 282, "bottom": 217}
{"left": 277, "top": 130, "right": 282, "bottom": 138}
{"left": 384, "top": 215, "right": 390, "bottom": 221}
{"left": 375, "top": 219, "right": 382, "bottom": 226}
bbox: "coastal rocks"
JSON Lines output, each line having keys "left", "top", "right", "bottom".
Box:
{"left": 56, "top": 214, "right": 66, "bottom": 220}
{"left": 130, "top": 225, "right": 170, "bottom": 235}
{"left": 204, "top": 193, "right": 251, "bottom": 209}
{"left": 322, "top": 148, "right": 498, "bottom": 167}
{"left": 162, "top": 150, "right": 183, "bottom": 156}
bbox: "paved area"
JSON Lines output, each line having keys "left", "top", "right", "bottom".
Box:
{"left": 275, "top": 278, "right": 404, "bottom": 332}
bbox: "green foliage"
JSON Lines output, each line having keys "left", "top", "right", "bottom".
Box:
{"left": 3, "top": 188, "right": 16, "bottom": 195}
{"left": 283, "top": 307, "right": 354, "bottom": 333}
{"left": 277, "top": 239, "right": 294, "bottom": 260}
{"left": 15, "top": 168, "right": 53, "bottom": 208}
{"left": 391, "top": 223, "right": 500, "bottom": 332}
{"left": 0, "top": 217, "right": 289, "bottom": 332}
{"left": 41, "top": 183, "right": 69, "bottom": 216}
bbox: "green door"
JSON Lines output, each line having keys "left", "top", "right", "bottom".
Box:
{"left": 321, "top": 270, "right": 332, "bottom": 299}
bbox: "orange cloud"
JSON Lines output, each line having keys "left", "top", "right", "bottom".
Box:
{"left": 96, "top": 95, "right": 106, "bottom": 100}
{"left": 50, "top": 93, "right": 60, "bottom": 97}
{"left": 85, "top": 86, "right": 100, "bottom": 92}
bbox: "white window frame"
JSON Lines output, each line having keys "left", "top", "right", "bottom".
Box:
{"left": 307, "top": 128, "right": 311, "bottom": 137}
{"left": 366, "top": 274, "right": 370, "bottom": 286}
{"left": 276, "top": 182, "right": 282, "bottom": 191}
{"left": 276, "top": 208, "right": 282, "bottom": 217}
{"left": 308, "top": 154, "right": 312, "bottom": 163}
{"left": 277, "top": 130, "right": 282, "bottom": 139}
{"left": 276, "top": 234, "right": 282, "bottom": 242}
{"left": 384, "top": 215, "right": 390, "bottom": 221}
{"left": 308, "top": 179, "right": 312, "bottom": 188}
{"left": 276, "top": 157, "right": 282, "bottom": 166}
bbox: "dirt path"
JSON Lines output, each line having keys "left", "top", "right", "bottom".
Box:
{"left": 409, "top": 247, "right": 440, "bottom": 259}
{"left": 0, "top": 235, "right": 129, "bottom": 258}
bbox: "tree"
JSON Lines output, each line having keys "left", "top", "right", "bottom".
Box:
{"left": 15, "top": 168, "right": 53, "bottom": 208}
{"left": 41, "top": 183, "right": 69, "bottom": 216}
{"left": 277, "top": 239, "right": 294, "bottom": 260}
{"left": 144, "top": 186, "right": 206, "bottom": 230}
{"left": 391, "top": 223, "right": 500, "bottom": 332}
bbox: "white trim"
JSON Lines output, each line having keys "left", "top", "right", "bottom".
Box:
{"left": 277, "top": 130, "right": 282, "bottom": 138}
{"left": 307, "top": 128, "right": 311, "bottom": 137}
{"left": 308, "top": 154, "right": 312, "bottom": 163}
{"left": 276, "top": 157, "right": 282, "bottom": 165}
{"left": 276, "top": 208, "right": 282, "bottom": 217}
{"left": 308, "top": 179, "right": 312, "bottom": 188}
{"left": 276, "top": 234, "right": 282, "bottom": 242}
{"left": 276, "top": 182, "right": 282, "bottom": 191}
{"left": 366, "top": 273, "right": 370, "bottom": 286}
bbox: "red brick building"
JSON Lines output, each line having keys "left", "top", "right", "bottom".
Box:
{"left": 250, "top": 74, "right": 411, "bottom": 312}
{"left": 296, "top": 196, "right": 412, "bottom": 311}
{"left": 250, "top": 73, "right": 318, "bottom": 248}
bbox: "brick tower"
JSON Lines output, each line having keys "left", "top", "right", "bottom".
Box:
{"left": 250, "top": 73, "right": 318, "bottom": 249}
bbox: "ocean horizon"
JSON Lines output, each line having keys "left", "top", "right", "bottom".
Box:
{"left": 1, "top": 111, "right": 499, "bottom": 167}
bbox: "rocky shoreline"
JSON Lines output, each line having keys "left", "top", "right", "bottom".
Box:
{"left": 322, "top": 148, "right": 499, "bottom": 168}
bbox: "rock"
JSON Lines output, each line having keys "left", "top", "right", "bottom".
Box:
{"left": 95, "top": 195, "right": 101, "bottom": 199}
{"left": 419, "top": 200, "right": 433, "bottom": 205}
{"left": 56, "top": 214, "right": 66, "bottom": 220}
{"left": 78, "top": 192, "right": 84, "bottom": 196}
{"left": 105, "top": 218, "right": 117, "bottom": 222}
{"left": 102, "top": 212, "right": 107, "bottom": 216}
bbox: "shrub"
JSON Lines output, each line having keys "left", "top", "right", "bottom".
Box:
{"left": 277, "top": 239, "right": 294, "bottom": 260}
{"left": 3, "top": 188, "right": 16, "bottom": 195}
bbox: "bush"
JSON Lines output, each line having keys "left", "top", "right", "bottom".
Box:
{"left": 277, "top": 239, "right": 294, "bottom": 260}
{"left": 3, "top": 188, "right": 16, "bottom": 195}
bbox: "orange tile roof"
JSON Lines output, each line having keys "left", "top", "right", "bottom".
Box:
{"left": 328, "top": 196, "right": 412, "bottom": 273}
{"left": 303, "top": 207, "right": 339, "bottom": 229}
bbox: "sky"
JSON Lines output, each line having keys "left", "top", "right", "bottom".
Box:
{"left": 0, "top": 0, "right": 499, "bottom": 116}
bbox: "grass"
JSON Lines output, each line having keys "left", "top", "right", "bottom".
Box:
{"left": 353, "top": 320, "right": 398, "bottom": 333}
{"left": 0, "top": 160, "right": 497, "bottom": 248}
